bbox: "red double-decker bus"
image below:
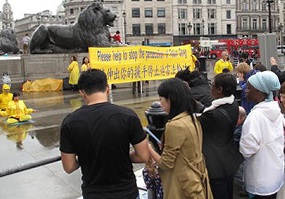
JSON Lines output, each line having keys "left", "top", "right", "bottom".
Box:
{"left": 209, "top": 38, "right": 259, "bottom": 59}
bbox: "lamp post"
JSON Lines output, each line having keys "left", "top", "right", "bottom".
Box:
{"left": 122, "top": 11, "right": 127, "bottom": 44}
{"left": 187, "top": 22, "right": 192, "bottom": 35}
{"left": 265, "top": 0, "right": 274, "bottom": 33}
{"left": 202, "top": 19, "right": 205, "bottom": 35}
{"left": 279, "top": 23, "right": 284, "bottom": 53}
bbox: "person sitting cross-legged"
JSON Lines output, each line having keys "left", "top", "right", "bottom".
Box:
{"left": 5, "top": 92, "right": 37, "bottom": 124}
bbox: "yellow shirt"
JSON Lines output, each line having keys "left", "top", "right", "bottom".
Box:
{"left": 0, "top": 92, "right": 13, "bottom": 110}
{"left": 81, "top": 63, "right": 90, "bottom": 72}
{"left": 6, "top": 100, "right": 34, "bottom": 119}
{"left": 214, "top": 59, "right": 233, "bottom": 74}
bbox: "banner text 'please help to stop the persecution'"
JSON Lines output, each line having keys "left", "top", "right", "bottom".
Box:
{"left": 89, "top": 45, "right": 194, "bottom": 84}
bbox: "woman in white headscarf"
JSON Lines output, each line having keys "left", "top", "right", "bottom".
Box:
{"left": 240, "top": 71, "right": 284, "bottom": 199}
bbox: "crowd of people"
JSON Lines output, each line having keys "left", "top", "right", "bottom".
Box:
{"left": 0, "top": 41, "right": 284, "bottom": 198}
{"left": 58, "top": 50, "right": 285, "bottom": 199}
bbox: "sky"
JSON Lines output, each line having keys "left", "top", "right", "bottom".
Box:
{"left": 0, "top": 0, "right": 62, "bottom": 20}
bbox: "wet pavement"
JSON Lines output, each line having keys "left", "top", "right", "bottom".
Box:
{"left": 0, "top": 81, "right": 162, "bottom": 199}
{"left": 0, "top": 63, "right": 246, "bottom": 199}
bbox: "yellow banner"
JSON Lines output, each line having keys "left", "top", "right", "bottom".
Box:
{"left": 89, "top": 45, "right": 194, "bottom": 84}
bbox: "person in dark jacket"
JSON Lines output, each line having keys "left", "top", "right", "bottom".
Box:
{"left": 198, "top": 73, "right": 240, "bottom": 199}
{"left": 270, "top": 56, "right": 285, "bottom": 84}
{"left": 175, "top": 68, "right": 213, "bottom": 107}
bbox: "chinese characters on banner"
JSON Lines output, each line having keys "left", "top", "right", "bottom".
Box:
{"left": 88, "top": 45, "right": 194, "bottom": 84}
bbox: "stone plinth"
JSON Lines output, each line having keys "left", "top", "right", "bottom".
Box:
{"left": 0, "top": 53, "right": 88, "bottom": 88}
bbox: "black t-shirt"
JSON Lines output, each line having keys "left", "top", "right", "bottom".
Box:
{"left": 60, "top": 102, "right": 146, "bottom": 199}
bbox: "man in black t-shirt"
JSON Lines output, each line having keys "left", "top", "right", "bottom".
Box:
{"left": 60, "top": 69, "right": 149, "bottom": 199}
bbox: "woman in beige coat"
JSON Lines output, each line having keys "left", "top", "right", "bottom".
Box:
{"left": 148, "top": 78, "right": 213, "bottom": 199}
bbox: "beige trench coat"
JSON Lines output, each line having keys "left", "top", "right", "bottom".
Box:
{"left": 158, "top": 112, "right": 213, "bottom": 199}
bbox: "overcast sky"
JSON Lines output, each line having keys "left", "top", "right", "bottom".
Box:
{"left": 1, "top": 0, "right": 61, "bottom": 20}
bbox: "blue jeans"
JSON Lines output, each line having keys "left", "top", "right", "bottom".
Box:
{"left": 234, "top": 162, "right": 245, "bottom": 190}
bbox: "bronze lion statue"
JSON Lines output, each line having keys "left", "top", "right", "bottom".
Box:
{"left": 0, "top": 29, "right": 19, "bottom": 54}
{"left": 30, "top": 2, "right": 116, "bottom": 54}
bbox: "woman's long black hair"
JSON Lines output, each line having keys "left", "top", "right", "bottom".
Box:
{"left": 157, "top": 78, "right": 197, "bottom": 127}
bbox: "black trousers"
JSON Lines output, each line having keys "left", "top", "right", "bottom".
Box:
{"left": 252, "top": 193, "right": 277, "bottom": 199}
{"left": 210, "top": 175, "right": 234, "bottom": 199}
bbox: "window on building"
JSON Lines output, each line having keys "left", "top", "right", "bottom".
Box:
{"left": 157, "top": 8, "right": 165, "bottom": 17}
{"left": 158, "top": 23, "right": 166, "bottom": 34}
{"left": 252, "top": 0, "right": 257, "bottom": 11}
{"left": 178, "top": 8, "right": 187, "bottom": 19}
{"left": 226, "top": 10, "right": 231, "bottom": 19}
{"left": 146, "top": 24, "right": 154, "bottom": 35}
{"left": 179, "top": 23, "right": 187, "bottom": 35}
{"left": 262, "top": 18, "right": 267, "bottom": 30}
{"left": 242, "top": 2, "right": 247, "bottom": 11}
{"left": 132, "top": 8, "right": 140, "bottom": 18}
{"left": 226, "top": 0, "right": 230, "bottom": 4}
{"left": 208, "top": 23, "right": 216, "bottom": 34}
{"left": 193, "top": 8, "right": 202, "bottom": 19}
{"left": 193, "top": 0, "right": 201, "bottom": 4}
{"left": 132, "top": 0, "right": 140, "bottom": 1}
{"left": 226, "top": 24, "right": 231, "bottom": 34}
{"left": 70, "top": 8, "right": 74, "bottom": 14}
{"left": 208, "top": 9, "right": 216, "bottom": 19}
{"left": 242, "top": 18, "right": 248, "bottom": 29}
{"left": 145, "top": 8, "right": 153, "bottom": 17}
{"left": 193, "top": 23, "right": 201, "bottom": 35}
{"left": 145, "top": 0, "right": 152, "bottom": 1}
{"left": 207, "top": 0, "right": 216, "bottom": 4}
{"left": 178, "top": 0, "right": 187, "bottom": 4}
{"left": 262, "top": 2, "right": 266, "bottom": 11}
{"left": 132, "top": 24, "right": 141, "bottom": 36}
{"left": 252, "top": 18, "right": 257, "bottom": 30}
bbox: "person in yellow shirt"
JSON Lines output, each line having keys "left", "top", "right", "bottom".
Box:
{"left": 0, "top": 84, "right": 13, "bottom": 115}
{"left": 81, "top": 56, "right": 91, "bottom": 72}
{"left": 68, "top": 56, "right": 80, "bottom": 91}
{"left": 5, "top": 92, "right": 37, "bottom": 124}
{"left": 214, "top": 51, "right": 233, "bottom": 74}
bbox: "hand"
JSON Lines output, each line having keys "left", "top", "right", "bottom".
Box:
{"left": 270, "top": 57, "right": 278, "bottom": 66}
{"left": 32, "top": 109, "right": 38, "bottom": 113}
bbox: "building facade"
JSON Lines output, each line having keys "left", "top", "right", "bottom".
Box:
{"left": 236, "top": 0, "right": 280, "bottom": 38}
{"left": 173, "top": 0, "right": 236, "bottom": 45}
{"left": 2, "top": 0, "right": 14, "bottom": 29}
{"left": 123, "top": 0, "right": 173, "bottom": 45}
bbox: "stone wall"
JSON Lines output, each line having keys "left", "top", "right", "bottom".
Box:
{"left": 0, "top": 53, "right": 88, "bottom": 87}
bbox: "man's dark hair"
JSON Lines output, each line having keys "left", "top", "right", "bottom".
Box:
{"left": 222, "top": 68, "right": 230, "bottom": 73}
{"left": 175, "top": 67, "right": 209, "bottom": 87}
{"left": 12, "top": 92, "right": 20, "bottom": 100}
{"left": 241, "top": 52, "right": 248, "bottom": 59}
{"left": 254, "top": 63, "right": 267, "bottom": 72}
{"left": 78, "top": 69, "right": 108, "bottom": 95}
{"left": 213, "top": 73, "right": 237, "bottom": 97}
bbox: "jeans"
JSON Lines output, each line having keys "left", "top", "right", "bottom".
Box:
{"left": 234, "top": 162, "right": 245, "bottom": 190}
